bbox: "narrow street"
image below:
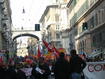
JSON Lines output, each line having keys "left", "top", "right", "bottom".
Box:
{"left": 0, "top": 0, "right": 105, "bottom": 79}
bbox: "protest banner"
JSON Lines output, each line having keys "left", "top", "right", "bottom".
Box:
{"left": 83, "top": 62, "right": 105, "bottom": 79}
{"left": 21, "top": 68, "right": 32, "bottom": 76}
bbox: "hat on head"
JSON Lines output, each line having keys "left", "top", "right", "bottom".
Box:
{"left": 59, "top": 52, "right": 65, "bottom": 58}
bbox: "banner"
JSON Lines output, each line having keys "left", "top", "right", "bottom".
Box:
{"left": 83, "top": 62, "right": 105, "bottom": 79}
{"left": 21, "top": 68, "right": 32, "bottom": 76}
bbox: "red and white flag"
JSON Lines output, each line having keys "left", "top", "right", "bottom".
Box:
{"left": 42, "top": 40, "right": 60, "bottom": 58}
{"left": 37, "top": 45, "right": 41, "bottom": 58}
{"left": 42, "top": 40, "right": 53, "bottom": 52}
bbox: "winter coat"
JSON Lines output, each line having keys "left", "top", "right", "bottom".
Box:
{"left": 53, "top": 57, "right": 70, "bottom": 79}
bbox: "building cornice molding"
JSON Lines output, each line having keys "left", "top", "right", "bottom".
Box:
{"left": 39, "top": 5, "right": 58, "bottom": 22}
{"left": 71, "top": 0, "right": 103, "bottom": 27}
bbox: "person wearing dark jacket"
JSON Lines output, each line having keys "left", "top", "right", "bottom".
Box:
{"left": 69, "top": 49, "right": 86, "bottom": 79}
{"left": 0, "top": 65, "right": 6, "bottom": 79}
{"left": 16, "top": 69, "right": 27, "bottom": 79}
{"left": 16, "top": 64, "right": 27, "bottom": 79}
{"left": 5, "top": 65, "right": 17, "bottom": 79}
{"left": 53, "top": 52, "right": 70, "bottom": 79}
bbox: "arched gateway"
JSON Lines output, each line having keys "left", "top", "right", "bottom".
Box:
{"left": 12, "top": 29, "right": 42, "bottom": 41}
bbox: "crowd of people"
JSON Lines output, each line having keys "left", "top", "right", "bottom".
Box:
{"left": 0, "top": 49, "right": 86, "bottom": 79}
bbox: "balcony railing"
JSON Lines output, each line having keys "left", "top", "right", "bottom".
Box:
{"left": 75, "top": 30, "right": 90, "bottom": 40}
{"left": 70, "top": 0, "right": 99, "bottom": 27}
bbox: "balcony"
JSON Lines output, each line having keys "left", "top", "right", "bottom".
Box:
{"left": 1, "top": 15, "right": 8, "bottom": 21}
{"left": 75, "top": 30, "right": 90, "bottom": 40}
{"left": 51, "top": 38, "right": 61, "bottom": 42}
{"left": 0, "top": 0, "right": 4, "bottom": 4}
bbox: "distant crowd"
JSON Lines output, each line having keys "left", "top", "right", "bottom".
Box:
{"left": 0, "top": 49, "right": 86, "bottom": 79}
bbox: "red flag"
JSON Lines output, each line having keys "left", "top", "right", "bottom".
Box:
{"left": 42, "top": 40, "right": 53, "bottom": 52}
{"left": 37, "top": 45, "right": 41, "bottom": 58}
{"left": 42, "top": 40, "right": 49, "bottom": 47}
{"left": 53, "top": 46, "right": 59, "bottom": 54}
{"left": 0, "top": 57, "right": 3, "bottom": 63}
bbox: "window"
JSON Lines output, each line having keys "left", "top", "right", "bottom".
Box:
{"left": 87, "top": 16, "right": 94, "bottom": 29}
{"left": 94, "top": 13, "right": 98, "bottom": 26}
{"left": 82, "top": 22, "right": 88, "bottom": 31}
{"left": 56, "top": 25, "right": 59, "bottom": 30}
{"left": 99, "top": 32, "right": 102, "bottom": 43}
{"left": 78, "top": 25, "right": 82, "bottom": 34}
{"left": 3, "top": 23, "right": 6, "bottom": 27}
{"left": 70, "top": 13, "right": 77, "bottom": 26}
{"left": 71, "top": 0, "right": 77, "bottom": 9}
{"left": 46, "top": 15, "right": 50, "bottom": 21}
{"left": 101, "top": 9, "right": 105, "bottom": 23}
{"left": 80, "top": 41, "right": 82, "bottom": 52}
{"left": 35, "top": 24, "right": 40, "bottom": 31}
{"left": 70, "top": 0, "right": 88, "bottom": 27}
{"left": 81, "top": 40, "right": 85, "bottom": 51}
{"left": 77, "top": 0, "right": 88, "bottom": 20}
{"left": 92, "top": 36, "right": 96, "bottom": 46}
{"left": 102, "top": 30, "right": 105, "bottom": 41}
{"left": 56, "top": 0, "right": 58, "bottom": 3}
{"left": 56, "top": 33, "right": 60, "bottom": 39}
{"left": 55, "top": 14, "right": 59, "bottom": 22}
{"left": 84, "top": 39, "right": 86, "bottom": 49}
{"left": 90, "top": 16, "right": 94, "bottom": 28}
{"left": 68, "top": 0, "right": 78, "bottom": 13}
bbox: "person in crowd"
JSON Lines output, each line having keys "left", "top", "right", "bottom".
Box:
{"left": 5, "top": 64, "right": 17, "bottom": 79}
{"left": 0, "top": 63, "right": 7, "bottom": 79}
{"left": 69, "top": 49, "right": 86, "bottom": 79}
{"left": 16, "top": 63, "right": 27, "bottom": 79}
{"left": 53, "top": 52, "right": 70, "bottom": 79}
{"left": 31, "top": 57, "right": 51, "bottom": 79}
{"left": 31, "top": 62, "right": 37, "bottom": 79}
{"left": 47, "top": 59, "right": 55, "bottom": 79}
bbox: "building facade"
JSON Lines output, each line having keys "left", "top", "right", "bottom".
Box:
{"left": 67, "top": 0, "right": 105, "bottom": 56}
{"left": 0, "top": 0, "right": 14, "bottom": 57}
{"left": 39, "top": 5, "right": 62, "bottom": 48}
{"left": 40, "top": 0, "right": 70, "bottom": 53}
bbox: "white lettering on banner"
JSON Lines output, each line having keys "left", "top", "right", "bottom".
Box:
{"left": 21, "top": 68, "right": 32, "bottom": 76}
{"left": 88, "top": 64, "right": 105, "bottom": 72}
{"left": 83, "top": 62, "right": 105, "bottom": 79}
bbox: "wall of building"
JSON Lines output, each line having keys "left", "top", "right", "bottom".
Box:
{"left": 68, "top": 0, "right": 105, "bottom": 55}
{"left": 39, "top": 5, "right": 62, "bottom": 48}
{"left": 40, "top": 0, "right": 105, "bottom": 55}
{"left": 0, "top": 0, "right": 15, "bottom": 60}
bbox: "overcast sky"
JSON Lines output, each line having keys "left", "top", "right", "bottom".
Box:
{"left": 10, "top": 0, "right": 52, "bottom": 30}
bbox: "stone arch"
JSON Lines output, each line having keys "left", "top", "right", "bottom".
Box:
{"left": 13, "top": 33, "right": 39, "bottom": 41}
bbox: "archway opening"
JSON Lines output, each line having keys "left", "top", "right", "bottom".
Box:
{"left": 13, "top": 33, "right": 39, "bottom": 41}
{"left": 13, "top": 33, "right": 40, "bottom": 57}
